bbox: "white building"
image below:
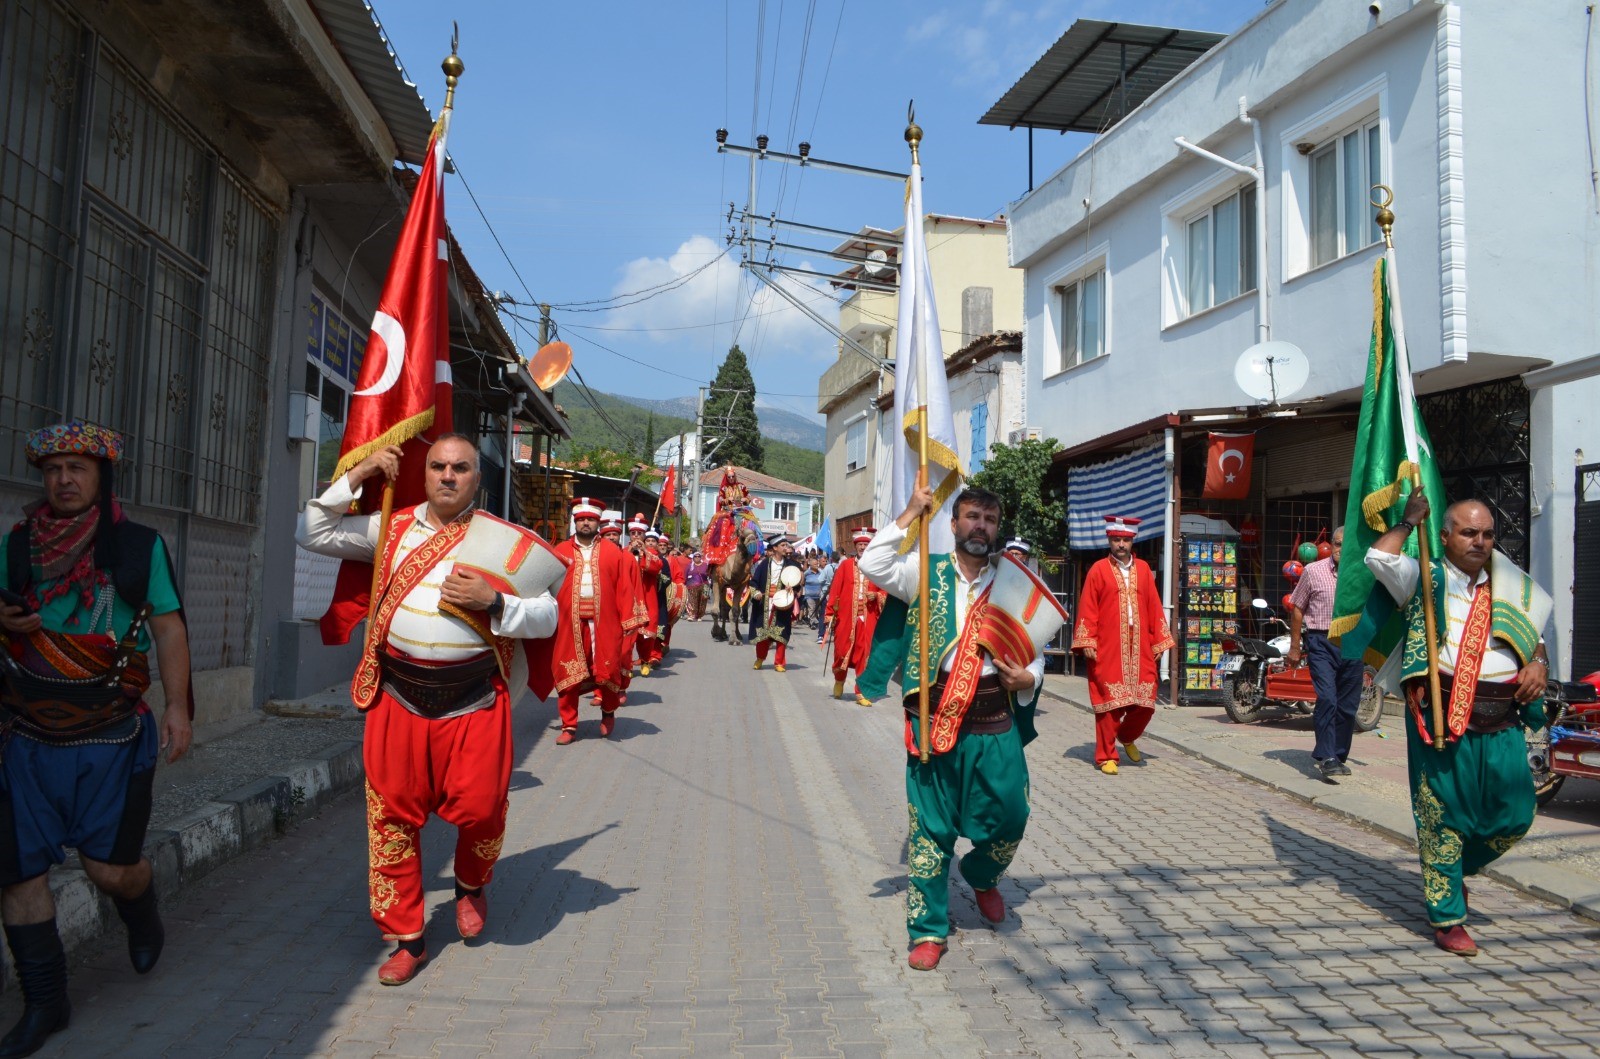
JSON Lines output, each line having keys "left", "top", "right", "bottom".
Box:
{"left": 689, "top": 466, "right": 821, "bottom": 540}
{"left": 1002, "top": 3, "right": 1600, "bottom": 683}
{"left": 817, "top": 216, "right": 1025, "bottom": 542}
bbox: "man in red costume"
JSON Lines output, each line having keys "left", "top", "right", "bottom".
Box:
{"left": 661, "top": 539, "right": 688, "bottom": 652}
{"left": 826, "top": 527, "right": 887, "bottom": 707}
{"left": 1072, "top": 515, "right": 1174, "bottom": 775}
{"left": 626, "top": 515, "right": 663, "bottom": 675}
{"left": 595, "top": 512, "right": 641, "bottom": 707}
{"left": 297, "top": 436, "right": 559, "bottom": 985}
{"left": 551, "top": 498, "right": 635, "bottom": 744}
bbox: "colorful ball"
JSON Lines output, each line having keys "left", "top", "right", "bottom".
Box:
{"left": 1282, "top": 560, "right": 1304, "bottom": 581}
{"left": 1297, "top": 542, "right": 1319, "bottom": 564}
{"left": 1282, "top": 593, "right": 1295, "bottom": 611}
{"left": 1316, "top": 541, "right": 1333, "bottom": 560}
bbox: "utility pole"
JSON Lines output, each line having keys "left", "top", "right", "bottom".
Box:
{"left": 674, "top": 431, "right": 685, "bottom": 546}
{"left": 690, "top": 386, "right": 706, "bottom": 539}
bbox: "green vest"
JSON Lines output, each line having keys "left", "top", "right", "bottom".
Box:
{"left": 1399, "top": 555, "right": 1547, "bottom": 684}
{"left": 898, "top": 555, "right": 959, "bottom": 690}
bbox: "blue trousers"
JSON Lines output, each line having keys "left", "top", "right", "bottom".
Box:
{"left": 1307, "top": 631, "right": 1364, "bottom": 762}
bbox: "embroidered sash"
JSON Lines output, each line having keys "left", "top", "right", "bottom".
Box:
{"left": 351, "top": 512, "right": 485, "bottom": 711}
{"left": 926, "top": 585, "right": 995, "bottom": 754}
{"left": 1412, "top": 580, "right": 1493, "bottom": 742}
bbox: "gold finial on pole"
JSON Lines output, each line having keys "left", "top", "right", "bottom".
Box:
{"left": 905, "top": 100, "right": 922, "bottom": 165}
{"left": 1371, "top": 184, "right": 1395, "bottom": 249}
{"left": 441, "top": 22, "right": 465, "bottom": 112}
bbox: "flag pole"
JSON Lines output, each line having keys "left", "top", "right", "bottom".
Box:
{"left": 1375, "top": 189, "right": 1445, "bottom": 750}
{"left": 907, "top": 112, "right": 932, "bottom": 764}
{"left": 367, "top": 35, "right": 464, "bottom": 626}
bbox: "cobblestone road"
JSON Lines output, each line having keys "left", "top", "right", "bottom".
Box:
{"left": 16, "top": 622, "right": 1600, "bottom": 1057}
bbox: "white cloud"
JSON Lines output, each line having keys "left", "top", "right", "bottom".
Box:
{"left": 600, "top": 234, "right": 844, "bottom": 365}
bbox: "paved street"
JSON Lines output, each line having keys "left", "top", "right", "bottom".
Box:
{"left": 19, "top": 619, "right": 1600, "bottom": 1058}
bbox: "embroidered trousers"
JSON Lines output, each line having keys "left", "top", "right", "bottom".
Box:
{"left": 1406, "top": 717, "right": 1535, "bottom": 928}
{"left": 904, "top": 719, "right": 1030, "bottom": 945}
{"left": 364, "top": 688, "right": 513, "bottom": 940}
{"left": 1094, "top": 705, "right": 1154, "bottom": 765}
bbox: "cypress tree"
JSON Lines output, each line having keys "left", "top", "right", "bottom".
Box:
{"left": 703, "top": 345, "right": 764, "bottom": 471}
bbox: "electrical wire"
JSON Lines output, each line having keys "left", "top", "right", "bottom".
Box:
{"left": 543, "top": 247, "right": 731, "bottom": 312}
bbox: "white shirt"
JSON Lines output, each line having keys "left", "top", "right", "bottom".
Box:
{"left": 1111, "top": 555, "right": 1138, "bottom": 626}
{"left": 858, "top": 522, "right": 1044, "bottom": 696}
{"left": 573, "top": 539, "right": 598, "bottom": 600}
{"left": 296, "top": 474, "right": 557, "bottom": 662}
{"left": 1364, "top": 548, "right": 1525, "bottom": 683}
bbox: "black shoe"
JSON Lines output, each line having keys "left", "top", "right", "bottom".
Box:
{"left": 0, "top": 921, "right": 71, "bottom": 1059}
{"left": 114, "top": 884, "right": 165, "bottom": 975}
{"left": 1329, "top": 760, "right": 1353, "bottom": 777}
{"left": 1315, "top": 758, "right": 1340, "bottom": 785}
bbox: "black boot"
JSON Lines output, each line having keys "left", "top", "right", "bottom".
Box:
{"left": 0, "top": 921, "right": 70, "bottom": 1058}
{"left": 113, "top": 883, "right": 164, "bottom": 975}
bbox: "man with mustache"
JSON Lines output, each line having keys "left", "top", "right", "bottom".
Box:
{"left": 1072, "top": 515, "right": 1174, "bottom": 775}
{"left": 1365, "top": 490, "right": 1550, "bottom": 957}
{"left": 857, "top": 486, "right": 1044, "bottom": 971}
{"left": 825, "top": 527, "right": 886, "bottom": 706}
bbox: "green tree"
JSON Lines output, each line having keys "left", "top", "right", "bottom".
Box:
{"left": 703, "top": 345, "right": 764, "bottom": 471}
{"left": 562, "top": 445, "right": 637, "bottom": 479}
{"left": 968, "top": 438, "right": 1066, "bottom": 556}
{"left": 643, "top": 411, "right": 656, "bottom": 464}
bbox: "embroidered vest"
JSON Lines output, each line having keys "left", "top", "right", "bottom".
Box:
{"left": 1399, "top": 556, "right": 1545, "bottom": 684}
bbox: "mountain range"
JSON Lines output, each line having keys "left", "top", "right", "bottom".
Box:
{"left": 608, "top": 393, "right": 825, "bottom": 452}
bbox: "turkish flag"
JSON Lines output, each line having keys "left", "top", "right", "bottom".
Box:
{"left": 319, "top": 112, "right": 456, "bottom": 646}
{"left": 659, "top": 465, "right": 677, "bottom": 514}
{"left": 1202, "top": 432, "right": 1254, "bottom": 500}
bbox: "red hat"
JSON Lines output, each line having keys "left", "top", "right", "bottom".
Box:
{"left": 626, "top": 515, "right": 650, "bottom": 535}
{"left": 571, "top": 496, "right": 604, "bottom": 519}
{"left": 1104, "top": 515, "right": 1142, "bottom": 539}
{"left": 852, "top": 527, "right": 875, "bottom": 545}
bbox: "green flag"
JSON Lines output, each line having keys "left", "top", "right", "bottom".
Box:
{"left": 1330, "top": 254, "right": 1446, "bottom": 678}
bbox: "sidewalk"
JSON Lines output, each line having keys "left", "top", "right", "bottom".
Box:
{"left": 1040, "top": 671, "right": 1600, "bottom": 921}
{"left": 37, "top": 691, "right": 365, "bottom": 959}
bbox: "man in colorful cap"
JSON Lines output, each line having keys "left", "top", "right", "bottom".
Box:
{"left": 857, "top": 485, "right": 1045, "bottom": 971}
{"left": 297, "top": 436, "right": 561, "bottom": 985}
{"left": 626, "top": 516, "right": 663, "bottom": 675}
{"left": 1072, "top": 515, "right": 1174, "bottom": 775}
{"left": 750, "top": 538, "right": 803, "bottom": 671}
{"left": 1004, "top": 536, "right": 1033, "bottom": 560}
{"left": 659, "top": 537, "right": 688, "bottom": 652}
{"left": 0, "top": 419, "right": 192, "bottom": 1054}
{"left": 549, "top": 498, "right": 639, "bottom": 742}
{"left": 825, "top": 527, "right": 887, "bottom": 706}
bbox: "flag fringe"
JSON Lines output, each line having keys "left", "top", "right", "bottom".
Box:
{"left": 1328, "top": 613, "right": 1359, "bottom": 639}
{"left": 897, "top": 410, "right": 965, "bottom": 555}
{"left": 1370, "top": 258, "right": 1386, "bottom": 380}
{"left": 1360, "top": 459, "right": 1417, "bottom": 532}
{"left": 331, "top": 408, "right": 436, "bottom": 484}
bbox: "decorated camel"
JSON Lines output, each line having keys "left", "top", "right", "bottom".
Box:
{"left": 702, "top": 468, "right": 763, "bottom": 646}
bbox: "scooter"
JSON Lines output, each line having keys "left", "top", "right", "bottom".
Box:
{"left": 1526, "top": 672, "right": 1600, "bottom": 806}
{"left": 1217, "top": 598, "right": 1383, "bottom": 730}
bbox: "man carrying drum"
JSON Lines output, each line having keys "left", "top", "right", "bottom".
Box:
{"left": 750, "top": 538, "right": 803, "bottom": 672}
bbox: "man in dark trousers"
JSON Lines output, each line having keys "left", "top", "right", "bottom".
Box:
{"left": 1287, "top": 525, "right": 1366, "bottom": 783}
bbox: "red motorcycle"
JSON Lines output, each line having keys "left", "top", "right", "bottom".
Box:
{"left": 1218, "top": 600, "right": 1383, "bottom": 730}
{"left": 1528, "top": 672, "right": 1600, "bottom": 806}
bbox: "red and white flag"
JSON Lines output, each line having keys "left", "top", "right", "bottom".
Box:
{"left": 1202, "top": 431, "right": 1254, "bottom": 500}
{"left": 320, "top": 111, "right": 456, "bottom": 645}
{"left": 659, "top": 465, "right": 677, "bottom": 515}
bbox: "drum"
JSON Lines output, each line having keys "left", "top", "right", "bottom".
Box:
{"left": 974, "top": 552, "right": 1070, "bottom": 667}
{"left": 779, "top": 565, "right": 803, "bottom": 589}
{"left": 446, "top": 511, "right": 570, "bottom": 601}
{"left": 771, "top": 588, "right": 796, "bottom": 610}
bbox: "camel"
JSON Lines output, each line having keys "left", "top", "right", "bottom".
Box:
{"left": 709, "top": 522, "right": 760, "bottom": 646}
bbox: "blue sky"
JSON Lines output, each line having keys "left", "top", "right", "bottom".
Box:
{"left": 375, "top": 0, "right": 1269, "bottom": 429}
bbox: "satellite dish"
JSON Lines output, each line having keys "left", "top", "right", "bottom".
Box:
{"left": 863, "top": 248, "right": 893, "bottom": 279}
{"left": 1234, "top": 340, "right": 1309, "bottom": 405}
{"left": 528, "top": 341, "right": 572, "bottom": 390}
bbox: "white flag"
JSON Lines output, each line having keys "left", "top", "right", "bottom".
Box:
{"left": 892, "top": 157, "right": 964, "bottom": 555}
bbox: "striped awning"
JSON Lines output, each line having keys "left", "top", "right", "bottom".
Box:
{"left": 1066, "top": 444, "right": 1167, "bottom": 550}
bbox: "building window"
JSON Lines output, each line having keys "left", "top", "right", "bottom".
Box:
{"left": 845, "top": 416, "right": 867, "bottom": 473}
{"left": 1056, "top": 269, "right": 1105, "bottom": 372}
{"left": 772, "top": 500, "right": 797, "bottom": 521}
{"left": 1184, "top": 185, "right": 1257, "bottom": 316}
{"left": 1310, "top": 117, "right": 1382, "bottom": 267}
{"left": 970, "top": 401, "right": 988, "bottom": 473}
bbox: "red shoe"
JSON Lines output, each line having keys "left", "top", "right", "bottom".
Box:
{"left": 973, "top": 887, "right": 1005, "bottom": 923}
{"left": 556, "top": 728, "right": 577, "bottom": 746}
{"left": 907, "top": 941, "right": 947, "bottom": 971}
{"left": 456, "top": 892, "right": 487, "bottom": 938}
{"left": 599, "top": 712, "right": 617, "bottom": 738}
{"left": 1433, "top": 925, "right": 1478, "bottom": 957}
{"left": 378, "top": 946, "right": 427, "bottom": 985}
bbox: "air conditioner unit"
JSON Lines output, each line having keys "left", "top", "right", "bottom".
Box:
{"left": 1008, "top": 427, "right": 1041, "bottom": 445}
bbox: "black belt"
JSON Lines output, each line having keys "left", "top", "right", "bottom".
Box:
{"left": 380, "top": 652, "right": 498, "bottom": 719}
{"left": 1405, "top": 672, "right": 1522, "bottom": 734}
{"left": 903, "top": 674, "right": 1013, "bottom": 735}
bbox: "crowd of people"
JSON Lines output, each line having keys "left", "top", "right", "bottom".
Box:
{"left": 0, "top": 420, "right": 1559, "bottom": 1052}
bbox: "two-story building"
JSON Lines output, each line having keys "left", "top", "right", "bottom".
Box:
{"left": 688, "top": 465, "right": 820, "bottom": 542}
{"left": 817, "top": 215, "right": 1024, "bottom": 540}
{"left": 1002, "top": 2, "right": 1600, "bottom": 685}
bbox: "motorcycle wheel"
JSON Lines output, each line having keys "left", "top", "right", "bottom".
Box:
{"left": 1224, "top": 672, "right": 1266, "bottom": 724}
{"left": 1355, "top": 665, "right": 1385, "bottom": 733}
{"left": 1530, "top": 702, "right": 1568, "bottom": 807}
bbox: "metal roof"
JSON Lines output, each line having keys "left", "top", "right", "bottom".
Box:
{"left": 979, "top": 20, "right": 1226, "bottom": 134}
{"left": 309, "top": 0, "right": 436, "bottom": 165}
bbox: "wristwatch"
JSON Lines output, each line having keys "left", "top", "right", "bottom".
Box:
{"left": 487, "top": 592, "right": 505, "bottom": 619}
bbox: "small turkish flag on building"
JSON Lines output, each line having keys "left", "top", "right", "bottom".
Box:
{"left": 659, "top": 465, "right": 677, "bottom": 514}
{"left": 1202, "top": 432, "right": 1254, "bottom": 500}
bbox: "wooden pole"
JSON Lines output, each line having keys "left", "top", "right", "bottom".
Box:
{"left": 1412, "top": 465, "right": 1446, "bottom": 749}
{"left": 366, "top": 481, "right": 396, "bottom": 631}
{"left": 917, "top": 406, "right": 931, "bottom": 763}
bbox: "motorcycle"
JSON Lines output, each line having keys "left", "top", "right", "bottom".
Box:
{"left": 1217, "top": 598, "right": 1383, "bottom": 730}
{"left": 1526, "top": 672, "right": 1600, "bottom": 807}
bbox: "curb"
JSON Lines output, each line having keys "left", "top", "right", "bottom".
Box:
{"left": 1040, "top": 687, "right": 1600, "bottom": 924}
{"left": 47, "top": 740, "right": 366, "bottom": 960}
